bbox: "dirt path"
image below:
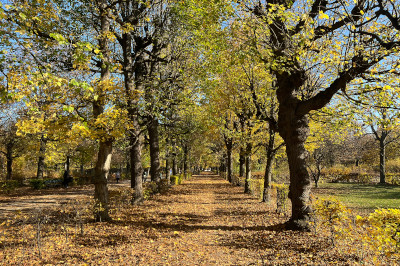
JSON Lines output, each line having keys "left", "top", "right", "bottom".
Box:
{"left": 116, "top": 175, "right": 329, "bottom": 265}
{"left": 1, "top": 175, "right": 348, "bottom": 265}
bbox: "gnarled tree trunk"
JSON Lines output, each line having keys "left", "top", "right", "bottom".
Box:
{"left": 278, "top": 104, "right": 312, "bottom": 230}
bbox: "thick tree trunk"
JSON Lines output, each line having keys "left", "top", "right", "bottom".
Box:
{"left": 93, "top": 140, "right": 112, "bottom": 222}
{"left": 379, "top": 137, "right": 386, "bottom": 184}
{"left": 244, "top": 143, "right": 252, "bottom": 194}
{"left": 92, "top": 0, "right": 113, "bottom": 222}
{"left": 147, "top": 118, "right": 160, "bottom": 183}
{"left": 130, "top": 131, "right": 144, "bottom": 204}
{"left": 278, "top": 111, "right": 312, "bottom": 231}
{"left": 262, "top": 130, "right": 275, "bottom": 203}
{"left": 36, "top": 135, "right": 47, "bottom": 179}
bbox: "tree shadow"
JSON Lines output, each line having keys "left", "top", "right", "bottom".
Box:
{"left": 216, "top": 226, "right": 331, "bottom": 253}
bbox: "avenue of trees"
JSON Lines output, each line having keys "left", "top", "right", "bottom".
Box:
{"left": 1, "top": 0, "right": 400, "bottom": 231}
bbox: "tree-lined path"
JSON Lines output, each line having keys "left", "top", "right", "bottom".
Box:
{"left": 1, "top": 174, "right": 357, "bottom": 264}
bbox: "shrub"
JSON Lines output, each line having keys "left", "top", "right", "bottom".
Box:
{"left": 386, "top": 174, "right": 400, "bottom": 185}
{"left": 385, "top": 158, "right": 400, "bottom": 174}
{"left": 313, "top": 197, "right": 400, "bottom": 262}
{"left": 143, "top": 181, "right": 158, "bottom": 200}
{"left": 29, "top": 179, "right": 45, "bottom": 189}
{"left": 323, "top": 165, "right": 373, "bottom": 183}
{"left": 74, "top": 175, "right": 92, "bottom": 186}
{"left": 170, "top": 175, "right": 183, "bottom": 185}
{"left": 248, "top": 178, "right": 263, "bottom": 199}
{"left": 273, "top": 184, "right": 289, "bottom": 214}
{"left": 313, "top": 197, "right": 352, "bottom": 238}
{"left": 158, "top": 179, "right": 170, "bottom": 193}
{"left": 357, "top": 208, "right": 400, "bottom": 255}
{"left": 0, "top": 180, "right": 20, "bottom": 193}
{"left": 29, "top": 178, "right": 63, "bottom": 189}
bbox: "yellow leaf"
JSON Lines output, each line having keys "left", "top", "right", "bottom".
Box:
{"left": 319, "top": 11, "right": 329, "bottom": 20}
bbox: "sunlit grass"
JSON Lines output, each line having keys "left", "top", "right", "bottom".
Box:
{"left": 313, "top": 182, "right": 400, "bottom": 212}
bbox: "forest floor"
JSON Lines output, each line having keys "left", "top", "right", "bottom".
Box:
{"left": 0, "top": 175, "right": 392, "bottom": 265}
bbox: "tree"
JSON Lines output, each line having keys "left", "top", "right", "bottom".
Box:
{"left": 245, "top": 0, "right": 400, "bottom": 230}
{"left": 345, "top": 82, "right": 400, "bottom": 184}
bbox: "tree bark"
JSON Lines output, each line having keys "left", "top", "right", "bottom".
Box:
{"left": 92, "top": 0, "right": 113, "bottom": 222}
{"left": 244, "top": 143, "right": 252, "bottom": 194}
{"left": 262, "top": 129, "right": 275, "bottom": 203}
{"left": 5, "top": 142, "right": 13, "bottom": 180}
{"left": 226, "top": 139, "right": 233, "bottom": 183}
{"left": 239, "top": 147, "right": 245, "bottom": 177}
{"left": 278, "top": 107, "right": 312, "bottom": 231}
{"left": 130, "top": 130, "right": 144, "bottom": 204}
{"left": 183, "top": 143, "right": 188, "bottom": 178}
{"left": 93, "top": 140, "right": 112, "bottom": 221}
{"left": 36, "top": 135, "right": 47, "bottom": 179}
{"left": 147, "top": 117, "right": 161, "bottom": 183}
{"left": 172, "top": 151, "right": 178, "bottom": 175}
{"left": 379, "top": 135, "right": 386, "bottom": 184}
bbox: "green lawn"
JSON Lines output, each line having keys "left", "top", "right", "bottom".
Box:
{"left": 313, "top": 182, "right": 400, "bottom": 213}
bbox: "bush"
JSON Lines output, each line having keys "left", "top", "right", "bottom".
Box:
{"left": 158, "top": 179, "right": 170, "bottom": 193}
{"left": 74, "top": 175, "right": 92, "bottom": 186}
{"left": 29, "top": 178, "right": 63, "bottom": 189}
{"left": 170, "top": 175, "right": 183, "bottom": 185}
{"left": 248, "top": 178, "right": 263, "bottom": 199}
{"left": 273, "top": 184, "right": 289, "bottom": 214}
{"left": 385, "top": 158, "right": 400, "bottom": 174}
{"left": 0, "top": 180, "right": 20, "bottom": 193}
{"left": 324, "top": 165, "right": 373, "bottom": 183}
{"left": 313, "top": 197, "right": 400, "bottom": 262}
{"left": 30, "top": 179, "right": 45, "bottom": 189}
{"left": 386, "top": 174, "right": 400, "bottom": 185}
{"left": 357, "top": 208, "right": 400, "bottom": 255}
{"left": 143, "top": 181, "right": 158, "bottom": 200}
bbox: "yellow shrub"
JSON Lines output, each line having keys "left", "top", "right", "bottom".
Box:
{"left": 357, "top": 208, "right": 400, "bottom": 255}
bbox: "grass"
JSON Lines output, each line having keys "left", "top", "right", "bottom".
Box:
{"left": 313, "top": 182, "right": 400, "bottom": 213}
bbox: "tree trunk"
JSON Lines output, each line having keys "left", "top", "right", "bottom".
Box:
{"left": 172, "top": 152, "right": 178, "bottom": 175}
{"left": 36, "top": 135, "right": 47, "bottom": 179}
{"left": 93, "top": 140, "right": 112, "bottom": 222}
{"left": 262, "top": 130, "right": 275, "bottom": 203}
{"left": 92, "top": 0, "right": 113, "bottom": 222}
{"left": 65, "top": 155, "right": 70, "bottom": 173}
{"left": 225, "top": 138, "right": 233, "bottom": 183}
{"left": 147, "top": 117, "right": 160, "bottom": 183}
{"left": 239, "top": 147, "right": 245, "bottom": 177}
{"left": 379, "top": 136, "right": 386, "bottom": 184}
{"left": 183, "top": 144, "right": 188, "bottom": 178}
{"left": 278, "top": 111, "right": 312, "bottom": 231}
{"left": 244, "top": 143, "right": 252, "bottom": 194}
{"left": 5, "top": 142, "right": 13, "bottom": 180}
{"left": 130, "top": 131, "right": 144, "bottom": 204}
